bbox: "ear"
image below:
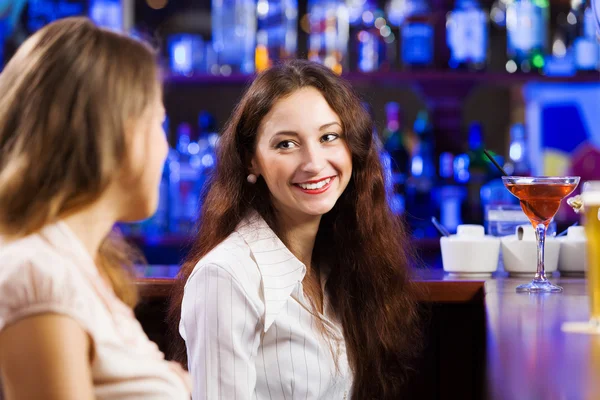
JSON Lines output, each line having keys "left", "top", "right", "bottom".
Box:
{"left": 248, "top": 156, "right": 261, "bottom": 177}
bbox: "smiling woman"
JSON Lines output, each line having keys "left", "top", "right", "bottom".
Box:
{"left": 168, "top": 59, "right": 423, "bottom": 400}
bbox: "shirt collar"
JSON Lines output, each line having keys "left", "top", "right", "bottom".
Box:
{"left": 235, "top": 211, "right": 307, "bottom": 332}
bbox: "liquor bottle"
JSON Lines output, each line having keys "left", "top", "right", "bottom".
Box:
{"left": 446, "top": 0, "right": 488, "bottom": 71}
{"left": 212, "top": 0, "right": 257, "bottom": 75}
{"left": 490, "top": 0, "right": 507, "bottom": 28}
{"left": 307, "top": 0, "right": 350, "bottom": 73}
{"left": 168, "top": 34, "right": 208, "bottom": 76}
{"left": 197, "top": 111, "right": 219, "bottom": 197}
{"left": 399, "top": 0, "right": 435, "bottom": 68}
{"left": 89, "top": 0, "right": 123, "bottom": 31}
{"left": 507, "top": 123, "right": 531, "bottom": 176}
{"left": 382, "top": 103, "right": 408, "bottom": 214}
{"left": 409, "top": 110, "right": 436, "bottom": 187}
{"left": 383, "top": 102, "right": 409, "bottom": 181}
{"left": 572, "top": 0, "right": 600, "bottom": 71}
{"left": 255, "top": 0, "right": 298, "bottom": 72}
{"left": 348, "top": 0, "right": 392, "bottom": 72}
{"left": 169, "top": 123, "right": 203, "bottom": 234}
{"left": 465, "top": 122, "right": 488, "bottom": 223}
{"left": 506, "top": 0, "right": 550, "bottom": 73}
{"left": 437, "top": 152, "right": 465, "bottom": 233}
{"left": 405, "top": 110, "right": 436, "bottom": 237}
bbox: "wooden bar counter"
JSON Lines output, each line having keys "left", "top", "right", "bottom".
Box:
{"left": 135, "top": 267, "right": 598, "bottom": 400}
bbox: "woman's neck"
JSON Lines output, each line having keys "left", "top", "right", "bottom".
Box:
{"left": 276, "top": 211, "right": 321, "bottom": 271}
{"left": 62, "top": 198, "right": 118, "bottom": 262}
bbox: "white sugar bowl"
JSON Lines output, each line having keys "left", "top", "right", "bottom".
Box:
{"left": 557, "top": 226, "right": 587, "bottom": 276}
{"left": 501, "top": 225, "right": 561, "bottom": 276}
{"left": 440, "top": 224, "right": 501, "bottom": 277}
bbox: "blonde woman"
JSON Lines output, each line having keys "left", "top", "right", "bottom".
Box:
{"left": 0, "top": 18, "right": 190, "bottom": 399}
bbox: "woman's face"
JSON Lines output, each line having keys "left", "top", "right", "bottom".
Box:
{"left": 251, "top": 87, "right": 353, "bottom": 222}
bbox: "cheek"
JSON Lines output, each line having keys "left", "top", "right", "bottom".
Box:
{"left": 149, "top": 129, "right": 168, "bottom": 172}
{"left": 332, "top": 146, "right": 353, "bottom": 173}
{"left": 259, "top": 155, "right": 294, "bottom": 189}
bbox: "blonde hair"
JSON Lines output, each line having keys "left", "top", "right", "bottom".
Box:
{"left": 0, "top": 17, "right": 160, "bottom": 306}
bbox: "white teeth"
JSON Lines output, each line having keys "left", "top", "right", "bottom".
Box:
{"left": 298, "top": 178, "right": 331, "bottom": 190}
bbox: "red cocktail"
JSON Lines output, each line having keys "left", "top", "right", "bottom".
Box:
{"left": 503, "top": 176, "right": 580, "bottom": 293}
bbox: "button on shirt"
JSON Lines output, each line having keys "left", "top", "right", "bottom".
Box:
{"left": 180, "top": 211, "right": 353, "bottom": 399}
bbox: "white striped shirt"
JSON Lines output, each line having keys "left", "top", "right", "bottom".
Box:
{"left": 179, "top": 211, "right": 353, "bottom": 399}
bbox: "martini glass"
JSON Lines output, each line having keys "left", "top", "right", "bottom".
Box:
{"left": 502, "top": 176, "right": 580, "bottom": 293}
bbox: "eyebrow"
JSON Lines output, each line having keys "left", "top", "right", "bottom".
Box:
{"left": 319, "top": 122, "right": 342, "bottom": 131}
{"left": 271, "top": 122, "right": 342, "bottom": 139}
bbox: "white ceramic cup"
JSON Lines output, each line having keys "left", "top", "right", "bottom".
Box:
{"left": 558, "top": 226, "right": 587, "bottom": 275}
{"left": 441, "top": 224, "right": 501, "bottom": 276}
{"left": 501, "top": 225, "right": 560, "bottom": 276}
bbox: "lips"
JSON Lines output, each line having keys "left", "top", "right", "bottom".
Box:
{"left": 292, "top": 176, "right": 336, "bottom": 195}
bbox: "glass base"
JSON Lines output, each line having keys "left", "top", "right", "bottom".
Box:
{"left": 516, "top": 280, "right": 563, "bottom": 293}
{"left": 562, "top": 321, "right": 600, "bottom": 335}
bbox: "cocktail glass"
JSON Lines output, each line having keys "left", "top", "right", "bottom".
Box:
{"left": 502, "top": 176, "right": 580, "bottom": 293}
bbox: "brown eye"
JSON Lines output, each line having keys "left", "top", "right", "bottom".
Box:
{"left": 275, "top": 140, "right": 297, "bottom": 149}
{"left": 321, "top": 133, "right": 339, "bottom": 143}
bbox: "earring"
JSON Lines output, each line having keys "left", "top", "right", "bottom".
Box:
{"left": 247, "top": 174, "right": 257, "bottom": 184}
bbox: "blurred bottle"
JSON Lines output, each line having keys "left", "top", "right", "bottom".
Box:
{"left": 168, "top": 34, "right": 208, "bottom": 76}
{"left": 348, "top": 0, "right": 393, "bottom": 72}
{"left": 543, "top": 11, "right": 575, "bottom": 77}
{"left": 169, "top": 123, "right": 203, "bottom": 234}
{"left": 406, "top": 110, "right": 436, "bottom": 237}
{"left": 383, "top": 102, "right": 409, "bottom": 179}
{"left": 572, "top": 0, "right": 600, "bottom": 71}
{"left": 506, "top": 0, "right": 550, "bottom": 73}
{"left": 447, "top": 0, "right": 488, "bottom": 71}
{"left": 308, "top": 0, "right": 350, "bottom": 73}
{"left": 453, "top": 153, "right": 470, "bottom": 184}
{"left": 197, "top": 111, "right": 219, "bottom": 196}
{"left": 212, "top": 0, "right": 257, "bottom": 75}
{"left": 382, "top": 102, "right": 408, "bottom": 214}
{"left": 410, "top": 110, "right": 436, "bottom": 186}
{"left": 465, "top": 122, "right": 488, "bottom": 223}
{"left": 399, "top": 0, "right": 435, "bottom": 68}
{"left": 505, "top": 122, "right": 531, "bottom": 176}
{"left": 89, "top": 0, "right": 122, "bottom": 31}
{"left": 255, "top": 0, "right": 298, "bottom": 72}
{"left": 384, "top": 0, "right": 406, "bottom": 69}
{"left": 490, "top": 0, "right": 508, "bottom": 28}
{"left": 386, "top": 0, "right": 409, "bottom": 27}
{"left": 437, "top": 152, "right": 465, "bottom": 233}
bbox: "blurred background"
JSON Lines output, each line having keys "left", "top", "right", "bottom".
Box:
{"left": 0, "top": 0, "right": 598, "bottom": 265}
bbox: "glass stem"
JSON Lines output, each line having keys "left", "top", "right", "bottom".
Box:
{"left": 534, "top": 223, "right": 547, "bottom": 282}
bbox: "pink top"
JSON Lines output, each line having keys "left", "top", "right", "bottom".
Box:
{"left": 0, "top": 221, "right": 190, "bottom": 399}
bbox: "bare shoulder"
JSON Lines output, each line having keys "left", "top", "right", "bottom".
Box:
{"left": 0, "top": 313, "right": 94, "bottom": 400}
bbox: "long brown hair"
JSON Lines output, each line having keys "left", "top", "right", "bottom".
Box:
{"left": 0, "top": 17, "right": 159, "bottom": 307}
{"left": 169, "top": 60, "right": 422, "bottom": 398}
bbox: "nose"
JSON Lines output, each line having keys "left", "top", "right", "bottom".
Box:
{"left": 299, "top": 142, "right": 325, "bottom": 175}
